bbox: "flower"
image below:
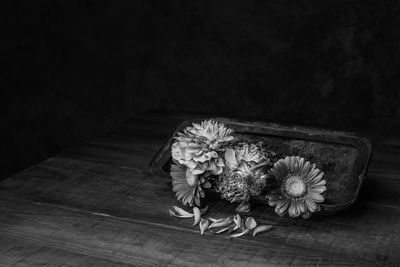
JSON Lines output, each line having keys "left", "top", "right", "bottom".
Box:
{"left": 217, "top": 142, "right": 272, "bottom": 203}
{"left": 224, "top": 142, "right": 267, "bottom": 170}
{"left": 217, "top": 161, "right": 270, "bottom": 203}
{"left": 170, "top": 164, "right": 206, "bottom": 207}
{"left": 267, "top": 156, "right": 326, "bottom": 219}
{"left": 171, "top": 120, "right": 234, "bottom": 175}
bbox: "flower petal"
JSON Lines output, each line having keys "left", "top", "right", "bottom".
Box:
{"left": 245, "top": 217, "right": 257, "bottom": 230}
{"left": 309, "top": 171, "right": 325, "bottom": 184}
{"left": 288, "top": 202, "right": 297, "bottom": 217}
{"left": 308, "top": 192, "right": 325, "bottom": 203}
{"left": 199, "top": 218, "right": 209, "bottom": 235}
{"left": 309, "top": 186, "right": 326, "bottom": 194}
{"left": 210, "top": 227, "right": 230, "bottom": 234}
{"left": 305, "top": 197, "right": 317, "bottom": 212}
{"left": 172, "top": 206, "right": 194, "bottom": 217}
{"left": 229, "top": 228, "right": 249, "bottom": 238}
{"left": 276, "top": 199, "right": 290, "bottom": 216}
{"left": 225, "top": 149, "right": 238, "bottom": 170}
{"left": 298, "top": 200, "right": 307, "bottom": 213}
{"left": 208, "top": 219, "right": 233, "bottom": 229}
{"left": 169, "top": 209, "right": 193, "bottom": 218}
{"left": 192, "top": 207, "right": 201, "bottom": 226}
{"left": 253, "top": 225, "right": 273, "bottom": 236}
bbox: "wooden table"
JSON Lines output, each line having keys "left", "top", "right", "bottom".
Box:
{"left": 1, "top": 112, "right": 399, "bottom": 266}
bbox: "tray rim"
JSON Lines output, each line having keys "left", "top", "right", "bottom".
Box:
{"left": 150, "top": 118, "right": 373, "bottom": 213}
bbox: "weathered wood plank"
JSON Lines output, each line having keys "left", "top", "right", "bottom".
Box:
{"left": 0, "top": 236, "right": 134, "bottom": 267}
{"left": 1, "top": 156, "right": 399, "bottom": 265}
{"left": 1, "top": 112, "right": 400, "bottom": 266}
{"left": 0, "top": 196, "right": 379, "bottom": 266}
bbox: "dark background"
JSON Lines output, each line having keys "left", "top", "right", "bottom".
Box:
{"left": 2, "top": 0, "right": 400, "bottom": 180}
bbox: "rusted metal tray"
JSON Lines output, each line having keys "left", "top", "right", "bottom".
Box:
{"left": 150, "top": 118, "right": 372, "bottom": 214}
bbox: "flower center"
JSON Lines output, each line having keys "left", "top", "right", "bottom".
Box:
{"left": 283, "top": 175, "right": 307, "bottom": 198}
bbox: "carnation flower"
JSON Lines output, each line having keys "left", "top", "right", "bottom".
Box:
{"left": 267, "top": 156, "right": 326, "bottom": 219}
{"left": 171, "top": 120, "right": 234, "bottom": 175}
{"left": 224, "top": 142, "right": 268, "bottom": 170}
{"left": 216, "top": 142, "right": 272, "bottom": 203}
{"left": 170, "top": 164, "right": 207, "bottom": 207}
{"left": 217, "top": 162, "right": 270, "bottom": 203}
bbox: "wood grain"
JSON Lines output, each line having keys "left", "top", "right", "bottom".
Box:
{"left": 1, "top": 112, "right": 400, "bottom": 266}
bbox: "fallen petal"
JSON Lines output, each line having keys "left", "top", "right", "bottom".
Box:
{"left": 210, "top": 227, "right": 230, "bottom": 234}
{"left": 229, "top": 228, "right": 249, "bottom": 238}
{"left": 199, "top": 218, "right": 209, "bottom": 235}
{"left": 200, "top": 205, "right": 209, "bottom": 215}
{"left": 169, "top": 209, "right": 193, "bottom": 218}
{"left": 193, "top": 207, "right": 201, "bottom": 226}
{"left": 208, "top": 218, "right": 233, "bottom": 229}
{"left": 233, "top": 214, "right": 242, "bottom": 231}
{"left": 172, "top": 206, "right": 194, "bottom": 217}
{"left": 209, "top": 217, "right": 230, "bottom": 223}
{"left": 253, "top": 225, "right": 273, "bottom": 236}
{"left": 245, "top": 217, "right": 257, "bottom": 230}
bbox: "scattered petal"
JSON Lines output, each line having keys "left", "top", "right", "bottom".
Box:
{"left": 210, "top": 227, "right": 230, "bottom": 234}
{"left": 208, "top": 218, "right": 233, "bottom": 229}
{"left": 245, "top": 217, "right": 257, "bottom": 230}
{"left": 209, "top": 217, "right": 231, "bottom": 223}
{"left": 233, "top": 214, "right": 242, "bottom": 231}
{"left": 193, "top": 207, "right": 201, "bottom": 226}
{"left": 172, "top": 206, "right": 194, "bottom": 217}
{"left": 229, "top": 228, "right": 249, "bottom": 238}
{"left": 253, "top": 225, "right": 273, "bottom": 236}
{"left": 200, "top": 205, "right": 209, "bottom": 215}
{"left": 169, "top": 209, "right": 192, "bottom": 218}
{"left": 199, "top": 218, "right": 209, "bottom": 235}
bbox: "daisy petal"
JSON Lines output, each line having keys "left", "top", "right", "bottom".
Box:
{"left": 308, "top": 192, "right": 325, "bottom": 203}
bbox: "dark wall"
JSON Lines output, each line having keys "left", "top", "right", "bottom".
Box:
{"left": 2, "top": 0, "right": 400, "bottom": 179}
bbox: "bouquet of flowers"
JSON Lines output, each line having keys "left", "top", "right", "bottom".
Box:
{"left": 170, "top": 119, "right": 327, "bottom": 219}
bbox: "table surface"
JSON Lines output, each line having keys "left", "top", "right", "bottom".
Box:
{"left": 1, "top": 112, "right": 400, "bottom": 266}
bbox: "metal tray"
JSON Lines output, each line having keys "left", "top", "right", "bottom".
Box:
{"left": 150, "top": 118, "right": 372, "bottom": 214}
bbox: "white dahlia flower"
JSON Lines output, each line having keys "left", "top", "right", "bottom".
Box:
{"left": 171, "top": 120, "right": 234, "bottom": 175}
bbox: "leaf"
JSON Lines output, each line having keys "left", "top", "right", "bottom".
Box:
{"left": 229, "top": 228, "right": 249, "bottom": 238}
{"left": 210, "top": 227, "right": 230, "bottom": 234}
{"left": 193, "top": 207, "right": 201, "bottom": 226}
{"left": 245, "top": 217, "right": 257, "bottom": 230}
{"left": 199, "top": 218, "right": 209, "bottom": 235}
{"left": 253, "top": 225, "right": 273, "bottom": 236}
{"left": 200, "top": 205, "right": 209, "bottom": 215}
{"left": 172, "top": 206, "right": 194, "bottom": 218}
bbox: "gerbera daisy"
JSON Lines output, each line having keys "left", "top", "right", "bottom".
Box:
{"left": 171, "top": 120, "right": 234, "bottom": 175}
{"left": 267, "top": 156, "right": 326, "bottom": 219}
{"left": 170, "top": 164, "right": 206, "bottom": 207}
